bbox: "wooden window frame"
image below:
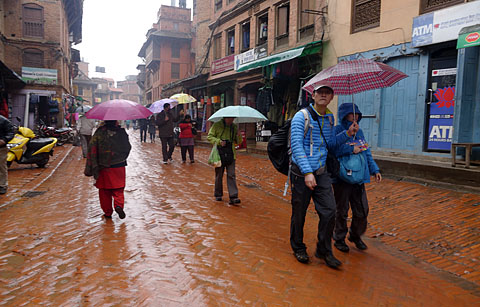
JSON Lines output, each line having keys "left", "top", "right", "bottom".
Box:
{"left": 419, "top": 0, "right": 465, "bottom": 14}
{"left": 171, "top": 41, "right": 180, "bottom": 59}
{"left": 276, "top": 3, "right": 290, "bottom": 47}
{"left": 22, "top": 48, "right": 44, "bottom": 67}
{"left": 22, "top": 3, "right": 44, "bottom": 38}
{"left": 351, "top": 0, "right": 381, "bottom": 34}
{"left": 298, "top": 0, "right": 315, "bottom": 40}
{"left": 215, "top": 0, "right": 223, "bottom": 11}
{"left": 257, "top": 12, "right": 268, "bottom": 46}
{"left": 241, "top": 21, "right": 251, "bottom": 52}
{"left": 226, "top": 28, "right": 235, "bottom": 56}
{"left": 213, "top": 34, "right": 222, "bottom": 60}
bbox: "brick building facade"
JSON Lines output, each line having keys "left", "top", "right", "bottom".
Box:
{"left": 0, "top": 0, "right": 82, "bottom": 128}
{"left": 118, "top": 75, "right": 142, "bottom": 105}
{"left": 138, "top": 5, "right": 194, "bottom": 105}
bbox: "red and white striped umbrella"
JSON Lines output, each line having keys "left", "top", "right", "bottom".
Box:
{"left": 303, "top": 58, "right": 408, "bottom": 95}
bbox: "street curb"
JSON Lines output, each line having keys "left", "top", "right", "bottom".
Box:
{"left": 0, "top": 145, "right": 75, "bottom": 210}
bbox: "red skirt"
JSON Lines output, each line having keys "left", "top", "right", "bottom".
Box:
{"left": 95, "top": 167, "right": 126, "bottom": 189}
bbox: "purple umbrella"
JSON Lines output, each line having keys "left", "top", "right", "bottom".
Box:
{"left": 85, "top": 99, "right": 152, "bottom": 120}
{"left": 148, "top": 98, "right": 178, "bottom": 113}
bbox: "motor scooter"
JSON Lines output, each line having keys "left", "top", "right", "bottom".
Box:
{"left": 6, "top": 125, "right": 57, "bottom": 168}
{"left": 37, "top": 119, "right": 74, "bottom": 145}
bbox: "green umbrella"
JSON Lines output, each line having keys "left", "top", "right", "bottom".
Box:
{"left": 208, "top": 106, "right": 267, "bottom": 123}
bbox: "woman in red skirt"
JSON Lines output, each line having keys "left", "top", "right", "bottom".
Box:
{"left": 85, "top": 120, "right": 131, "bottom": 219}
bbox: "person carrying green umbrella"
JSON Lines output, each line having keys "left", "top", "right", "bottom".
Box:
{"left": 207, "top": 117, "right": 243, "bottom": 205}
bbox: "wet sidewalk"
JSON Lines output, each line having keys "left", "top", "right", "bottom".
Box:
{"left": 1, "top": 131, "right": 479, "bottom": 305}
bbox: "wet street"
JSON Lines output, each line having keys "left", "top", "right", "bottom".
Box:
{"left": 1, "top": 131, "right": 480, "bottom": 306}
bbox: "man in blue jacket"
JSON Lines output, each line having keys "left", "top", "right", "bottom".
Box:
{"left": 290, "top": 83, "right": 358, "bottom": 268}
{"left": 332, "top": 103, "right": 382, "bottom": 253}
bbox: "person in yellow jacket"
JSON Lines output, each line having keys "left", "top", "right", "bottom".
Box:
{"left": 207, "top": 117, "right": 243, "bottom": 205}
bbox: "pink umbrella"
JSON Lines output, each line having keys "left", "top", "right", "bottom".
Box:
{"left": 303, "top": 58, "right": 408, "bottom": 95}
{"left": 85, "top": 99, "right": 152, "bottom": 120}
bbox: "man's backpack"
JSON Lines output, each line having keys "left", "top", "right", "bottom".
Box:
{"left": 267, "top": 108, "right": 312, "bottom": 176}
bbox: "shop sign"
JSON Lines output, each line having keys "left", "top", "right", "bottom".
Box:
{"left": 412, "top": 1, "right": 480, "bottom": 47}
{"left": 22, "top": 67, "right": 57, "bottom": 85}
{"left": 427, "top": 86, "right": 455, "bottom": 151}
{"left": 457, "top": 30, "right": 480, "bottom": 49}
{"left": 432, "top": 68, "right": 457, "bottom": 76}
{"left": 235, "top": 49, "right": 255, "bottom": 71}
{"left": 212, "top": 55, "right": 235, "bottom": 75}
{"left": 254, "top": 44, "right": 268, "bottom": 60}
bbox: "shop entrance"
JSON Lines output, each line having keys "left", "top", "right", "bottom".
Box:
{"left": 425, "top": 47, "right": 457, "bottom": 152}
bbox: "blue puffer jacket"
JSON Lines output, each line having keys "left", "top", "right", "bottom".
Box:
{"left": 334, "top": 103, "right": 380, "bottom": 184}
{"left": 291, "top": 104, "right": 350, "bottom": 175}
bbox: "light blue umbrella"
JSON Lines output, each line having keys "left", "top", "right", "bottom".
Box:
{"left": 148, "top": 98, "right": 178, "bottom": 113}
{"left": 208, "top": 106, "right": 267, "bottom": 123}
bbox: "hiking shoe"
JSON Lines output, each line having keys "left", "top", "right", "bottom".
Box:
{"left": 229, "top": 198, "right": 241, "bottom": 205}
{"left": 215, "top": 197, "right": 222, "bottom": 201}
{"left": 334, "top": 240, "right": 350, "bottom": 253}
{"left": 348, "top": 236, "right": 368, "bottom": 250}
{"left": 294, "top": 251, "right": 309, "bottom": 264}
{"left": 114, "top": 206, "right": 126, "bottom": 219}
{"left": 315, "top": 251, "right": 342, "bottom": 268}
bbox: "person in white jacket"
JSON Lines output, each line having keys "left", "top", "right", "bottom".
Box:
{"left": 77, "top": 114, "right": 96, "bottom": 158}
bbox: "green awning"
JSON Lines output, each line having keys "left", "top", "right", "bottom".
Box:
{"left": 457, "top": 24, "right": 480, "bottom": 49}
{"left": 236, "top": 40, "right": 322, "bottom": 72}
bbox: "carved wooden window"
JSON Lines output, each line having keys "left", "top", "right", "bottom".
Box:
{"left": 420, "top": 0, "right": 465, "bottom": 14}
{"left": 351, "top": 0, "right": 381, "bottom": 33}
{"left": 23, "top": 3, "right": 44, "bottom": 38}
{"left": 23, "top": 48, "right": 44, "bottom": 67}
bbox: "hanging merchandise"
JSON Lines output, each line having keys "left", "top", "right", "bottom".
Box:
{"left": 256, "top": 86, "right": 274, "bottom": 116}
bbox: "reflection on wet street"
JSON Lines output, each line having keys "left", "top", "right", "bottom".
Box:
{"left": 1, "top": 131, "right": 479, "bottom": 305}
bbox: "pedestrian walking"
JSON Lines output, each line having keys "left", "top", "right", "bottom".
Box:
{"left": 289, "top": 83, "right": 358, "bottom": 268}
{"left": 207, "top": 117, "right": 243, "bottom": 205}
{"left": 138, "top": 117, "right": 148, "bottom": 142}
{"left": 178, "top": 114, "right": 195, "bottom": 163}
{"left": 148, "top": 115, "right": 156, "bottom": 143}
{"left": 84, "top": 120, "right": 131, "bottom": 219}
{"left": 332, "top": 103, "right": 382, "bottom": 252}
{"left": 125, "top": 120, "right": 131, "bottom": 130}
{"left": 77, "top": 114, "right": 96, "bottom": 158}
{"left": 156, "top": 103, "right": 182, "bottom": 164}
{"left": 0, "top": 115, "right": 15, "bottom": 195}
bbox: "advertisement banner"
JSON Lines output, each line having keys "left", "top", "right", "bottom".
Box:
{"left": 234, "top": 49, "right": 255, "bottom": 71}
{"left": 211, "top": 55, "right": 235, "bottom": 75}
{"left": 427, "top": 86, "right": 455, "bottom": 151}
{"left": 457, "top": 30, "right": 480, "bottom": 49}
{"left": 22, "top": 67, "right": 57, "bottom": 85}
{"left": 412, "top": 1, "right": 480, "bottom": 47}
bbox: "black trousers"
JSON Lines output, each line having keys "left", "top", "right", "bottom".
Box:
{"left": 181, "top": 145, "right": 194, "bottom": 162}
{"left": 140, "top": 127, "right": 147, "bottom": 142}
{"left": 290, "top": 171, "right": 336, "bottom": 256}
{"left": 160, "top": 136, "right": 175, "bottom": 162}
{"left": 332, "top": 181, "right": 369, "bottom": 241}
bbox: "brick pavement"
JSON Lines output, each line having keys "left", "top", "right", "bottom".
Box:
{"left": 0, "top": 132, "right": 479, "bottom": 305}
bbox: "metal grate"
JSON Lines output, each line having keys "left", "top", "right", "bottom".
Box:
{"left": 21, "top": 191, "right": 46, "bottom": 198}
{"left": 352, "top": 0, "right": 381, "bottom": 33}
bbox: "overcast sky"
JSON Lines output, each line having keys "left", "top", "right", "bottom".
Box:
{"left": 76, "top": 0, "right": 192, "bottom": 84}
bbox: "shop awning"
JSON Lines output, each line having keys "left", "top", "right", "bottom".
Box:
{"left": 236, "top": 40, "right": 322, "bottom": 72}
{"left": 0, "top": 60, "right": 25, "bottom": 89}
{"left": 457, "top": 24, "right": 480, "bottom": 49}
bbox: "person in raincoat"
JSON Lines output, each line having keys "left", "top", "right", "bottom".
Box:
{"left": 156, "top": 103, "right": 182, "bottom": 164}
{"left": 332, "top": 103, "right": 381, "bottom": 252}
{"left": 178, "top": 114, "right": 195, "bottom": 163}
{"left": 77, "top": 114, "right": 96, "bottom": 158}
{"left": 207, "top": 117, "right": 243, "bottom": 205}
{"left": 85, "top": 120, "right": 131, "bottom": 219}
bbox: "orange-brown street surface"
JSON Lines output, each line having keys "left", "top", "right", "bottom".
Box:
{"left": 1, "top": 131, "right": 479, "bottom": 306}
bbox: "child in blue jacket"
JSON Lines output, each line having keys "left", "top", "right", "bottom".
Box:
{"left": 332, "top": 103, "right": 382, "bottom": 252}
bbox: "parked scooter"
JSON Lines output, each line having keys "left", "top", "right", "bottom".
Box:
{"left": 37, "top": 120, "right": 74, "bottom": 146}
{"left": 6, "top": 123, "right": 57, "bottom": 168}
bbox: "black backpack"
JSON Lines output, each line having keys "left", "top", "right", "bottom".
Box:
{"left": 267, "top": 108, "right": 311, "bottom": 176}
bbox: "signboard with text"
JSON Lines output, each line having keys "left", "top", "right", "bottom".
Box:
{"left": 412, "top": 1, "right": 480, "bottom": 47}
{"left": 22, "top": 67, "right": 57, "bottom": 85}
{"left": 212, "top": 55, "right": 235, "bottom": 75}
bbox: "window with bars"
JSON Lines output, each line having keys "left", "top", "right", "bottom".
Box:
{"left": 23, "top": 48, "right": 44, "bottom": 67}
{"left": 276, "top": 3, "right": 290, "bottom": 47}
{"left": 23, "top": 3, "right": 44, "bottom": 38}
{"left": 420, "top": 0, "right": 465, "bottom": 14}
{"left": 171, "top": 63, "right": 180, "bottom": 79}
{"left": 351, "top": 0, "right": 381, "bottom": 33}
{"left": 213, "top": 34, "right": 222, "bottom": 59}
{"left": 299, "top": 0, "right": 315, "bottom": 39}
